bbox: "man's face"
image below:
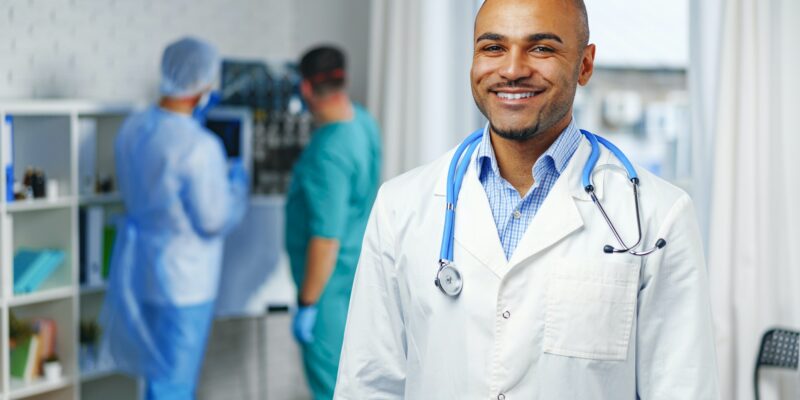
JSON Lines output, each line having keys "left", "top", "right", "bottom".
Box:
{"left": 471, "top": 0, "right": 595, "bottom": 141}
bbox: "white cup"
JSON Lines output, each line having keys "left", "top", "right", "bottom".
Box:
{"left": 46, "top": 179, "right": 59, "bottom": 200}
{"left": 43, "top": 361, "right": 62, "bottom": 381}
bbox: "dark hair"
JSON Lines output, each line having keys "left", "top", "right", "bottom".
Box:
{"left": 299, "top": 46, "right": 347, "bottom": 95}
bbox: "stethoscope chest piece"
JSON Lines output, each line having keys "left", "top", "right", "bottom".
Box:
{"left": 435, "top": 262, "right": 463, "bottom": 297}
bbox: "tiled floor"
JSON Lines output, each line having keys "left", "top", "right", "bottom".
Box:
{"left": 197, "top": 312, "right": 311, "bottom": 400}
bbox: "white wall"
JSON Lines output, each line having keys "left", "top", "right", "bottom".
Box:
{"left": 292, "top": 0, "right": 372, "bottom": 105}
{"left": 0, "top": 0, "right": 371, "bottom": 104}
{"left": 586, "top": 0, "right": 689, "bottom": 68}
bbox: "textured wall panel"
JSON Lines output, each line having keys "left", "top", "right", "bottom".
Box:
{"left": 0, "top": 0, "right": 295, "bottom": 100}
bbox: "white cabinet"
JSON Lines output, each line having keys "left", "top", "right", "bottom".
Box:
{"left": 0, "top": 101, "right": 142, "bottom": 400}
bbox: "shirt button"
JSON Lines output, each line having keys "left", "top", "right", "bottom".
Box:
{"left": 513, "top": 210, "right": 521, "bottom": 219}
{"left": 502, "top": 310, "right": 511, "bottom": 319}
{"left": 497, "top": 394, "right": 506, "bottom": 400}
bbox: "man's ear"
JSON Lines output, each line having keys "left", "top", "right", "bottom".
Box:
{"left": 300, "top": 80, "right": 314, "bottom": 100}
{"left": 578, "top": 44, "right": 596, "bottom": 86}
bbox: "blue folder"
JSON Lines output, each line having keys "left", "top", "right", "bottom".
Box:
{"left": 13, "top": 249, "right": 65, "bottom": 294}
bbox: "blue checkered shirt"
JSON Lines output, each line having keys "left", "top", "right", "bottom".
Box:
{"left": 476, "top": 120, "right": 582, "bottom": 260}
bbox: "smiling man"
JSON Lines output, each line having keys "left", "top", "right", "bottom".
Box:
{"left": 334, "top": 0, "right": 718, "bottom": 398}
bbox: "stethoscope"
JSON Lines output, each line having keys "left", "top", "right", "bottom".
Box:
{"left": 435, "top": 126, "right": 668, "bottom": 297}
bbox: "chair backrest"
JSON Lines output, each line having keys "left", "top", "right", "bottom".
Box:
{"left": 754, "top": 328, "right": 799, "bottom": 400}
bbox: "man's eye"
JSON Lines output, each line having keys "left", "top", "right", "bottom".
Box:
{"left": 485, "top": 45, "right": 503, "bottom": 52}
{"left": 532, "top": 46, "right": 554, "bottom": 53}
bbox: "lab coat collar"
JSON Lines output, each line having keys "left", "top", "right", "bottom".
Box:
{"left": 433, "top": 132, "right": 611, "bottom": 201}
{"left": 449, "top": 150, "right": 508, "bottom": 277}
{"left": 507, "top": 137, "right": 611, "bottom": 267}
{"left": 430, "top": 132, "right": 612, "bottom": 275}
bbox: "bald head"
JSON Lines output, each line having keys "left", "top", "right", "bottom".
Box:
{"left": 470, "top": 0, "right": 596, "bottom": 142}
{"left": 477, "top": 0, "right": 590, "bottom": 48}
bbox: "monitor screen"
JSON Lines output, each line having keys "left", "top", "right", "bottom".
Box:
{"left": 205, "top": 118, "right": 242, "bottom": 159}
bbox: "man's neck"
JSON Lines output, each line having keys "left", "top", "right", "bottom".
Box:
{"left": 491, "top": 116, "right": 571, "bottom": 196}
{"left": 159, "top": 97, "right": 195, "bottom": 115}
{"left": 315, "top": 95, "right": 353, "bottom": 124}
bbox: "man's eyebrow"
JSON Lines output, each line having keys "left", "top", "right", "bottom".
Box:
{"left": 528, "top": 33, "right": 563, "bottom": 44}
{"left": 476, "top": 32, "right": 505, "bottom": 43}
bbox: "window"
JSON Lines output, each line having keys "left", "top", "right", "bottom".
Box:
{"left": 575, "top": 0, "right": 690, "bottom": 186}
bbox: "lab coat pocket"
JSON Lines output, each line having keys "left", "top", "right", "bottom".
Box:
{"left": 543, "top": 259, "right": 640, "bottom": 361}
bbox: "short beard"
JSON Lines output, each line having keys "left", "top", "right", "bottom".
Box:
{"left": 491, "top": 121, "right": 542, "bottom": 141}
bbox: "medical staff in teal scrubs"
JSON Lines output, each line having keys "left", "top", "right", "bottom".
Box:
{"left": 285, "top": 46, "right": 381, "bottom": 400}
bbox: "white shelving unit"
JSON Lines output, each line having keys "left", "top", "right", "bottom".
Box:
{"left": 0, "top": 101, "right": 142, "bottom": 400}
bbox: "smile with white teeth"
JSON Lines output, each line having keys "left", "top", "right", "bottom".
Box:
{"left": 496, "top": 91, "right": 538, "bottom": 100}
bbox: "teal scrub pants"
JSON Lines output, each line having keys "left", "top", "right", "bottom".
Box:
{"left": 300, "top": 283, "right": 352, "bottom": 400}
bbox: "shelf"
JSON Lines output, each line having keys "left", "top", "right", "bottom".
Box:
{"left": 0, "top": 100, "right": 141, "bottom": 116}
{"left": 251, "top": 194, "right": 286, "bottom": 207}
{"left": 79, "top": 367, "right": 120, "bottom": 383}
{"left": 7, "top": 286, "right": 74, "bottom": 307}
{"left": 8, "top": 376, "right": 72, "bottom": 399}
{"left": 6, "top": 198, "right": 75, "bottom": 213}
{"left": 79, "top": 193, "right": 122, "bottom": 206}
{"left": 81, "top": 368, "right": 122, "bottom": 383}
{"left": 80, "top": 283, "right": 108, "bottom": 295}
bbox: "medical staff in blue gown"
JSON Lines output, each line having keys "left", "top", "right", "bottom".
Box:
{"left": 285, "top": 46, "right": 382, "bottom": 400}
{"left": 100, "top": 37, "right": 248, "bottom": 400}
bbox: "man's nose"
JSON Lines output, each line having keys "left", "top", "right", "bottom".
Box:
{"left": 498, "top": 48, "right": 533, "bottom": 82}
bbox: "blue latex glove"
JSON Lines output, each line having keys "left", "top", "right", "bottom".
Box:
{"left": 228, "top": 159, "right": 248, "bottom": 185}
{"left": 293, "top": 305, "right": 318, "bottom": 344}
{"left": 192, "top": 90, "right": 221, "bottom": 123}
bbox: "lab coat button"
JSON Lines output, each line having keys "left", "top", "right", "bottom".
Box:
{"left": 497, "top": 394, "right": 506, "bottom": 400}
{"left": 502, "top": 310, "right": 510, "bottom": 319}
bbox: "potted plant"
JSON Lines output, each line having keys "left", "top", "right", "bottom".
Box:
{"left": 9, "top": 311, "right": 32, "bottom": 349}
{"left": 79, "top": 320, "right": 101, "bottom": 370}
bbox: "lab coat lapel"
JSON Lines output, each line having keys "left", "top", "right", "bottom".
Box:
{"left": 507, "top": 139, "right": 603, "bottom": 267}
{"left": 447, "top": 155, "right": 507, "bottom": 278}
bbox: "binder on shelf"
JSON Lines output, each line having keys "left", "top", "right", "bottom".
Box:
{"left": 3, "top": 115, "right": 14, "bottom": 202}
{"left": 32, "top": 318, "right": 57, "bottom": 375}
{"left": 80, "top": 206, "right": 104, "bottom": 286}
{"left": 103, "top": 223, "right": 117, "bottom": 278}
{"left": 78, "top": 118, "right": 98, "bottom": 196}
{"left": 13, "top": 249, "right": 66, "bottom": 294}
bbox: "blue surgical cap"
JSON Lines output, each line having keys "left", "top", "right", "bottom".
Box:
{"left": 160, "top": 37, "right": 220, "bottom": 98}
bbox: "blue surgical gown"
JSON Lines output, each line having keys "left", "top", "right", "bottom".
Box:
{"left": 101, "top": 106, "right": 247, "bottom": 397}
{"left": 285, "top": 103, "right": 381, "bottom": 399}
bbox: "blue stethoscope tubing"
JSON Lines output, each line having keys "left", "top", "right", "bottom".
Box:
{"left": 435, "top": 127, "right": 667, "bottom": 296}
{"left": 439, "top": 129, "right": 483, "bottom": 264}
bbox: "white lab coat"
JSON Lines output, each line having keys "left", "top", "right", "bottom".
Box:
{"left": 334, "top": 137, "right": 719, "bottom": 399}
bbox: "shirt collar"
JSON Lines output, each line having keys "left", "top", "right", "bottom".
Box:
{"left": 476, "top": 123, "right": 500, "bottom": 179}
{"left": 477, "top": 118, "right": 582, "bottom": 180}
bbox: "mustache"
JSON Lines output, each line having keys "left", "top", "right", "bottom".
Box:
{"left": 488, "top": 80, "right": 545, "bottom": 91}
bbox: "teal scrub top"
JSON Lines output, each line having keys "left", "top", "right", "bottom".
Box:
{"left": 285, "top": 103, "right": 380, "bottom": 399}
{"left": 285, "top": 103, "right": 382, "bottom": 294}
